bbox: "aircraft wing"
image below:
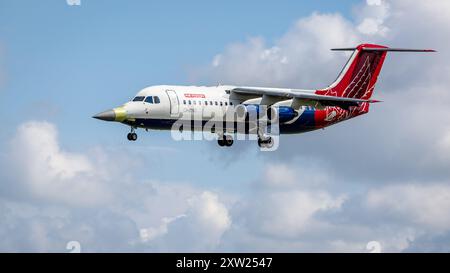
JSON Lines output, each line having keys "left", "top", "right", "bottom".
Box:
{"left": 231, "top": 86, "right": 378, "bottom": 109}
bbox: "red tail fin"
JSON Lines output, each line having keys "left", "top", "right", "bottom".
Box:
{"left": 313, "top": 44, "right": 435, "bottom": 127}
{"left": 316, "top": 44, "right": 388, "bottom": 100}
{"left": 316, "top": 44, "right": 436, "bottom": 100}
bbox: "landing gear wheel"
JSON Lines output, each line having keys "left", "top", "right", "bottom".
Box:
{"left": 224, "top": 135, "right": 234, "bottom": 147}
{"left": 127, "top": 132, "right": 138, "bottom": 141}
{"left": 218, "top": 134, "right": 233, "bottom": 147}
{"left": 265, "top": 137, "right": 273, "bottom": 149}
{"left": 257, "top": 136, "right": 273, "bottom": 148}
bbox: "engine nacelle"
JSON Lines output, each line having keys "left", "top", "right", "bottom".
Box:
{"left": 271, "top": 105, "right": 299, "bottom": 123}
{"left": 235, "top": 104, "right": 298, "bottom": 123}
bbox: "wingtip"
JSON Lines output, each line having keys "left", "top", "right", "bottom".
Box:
{"left": 413, "top": 49, "right": 437, "bottom": 52}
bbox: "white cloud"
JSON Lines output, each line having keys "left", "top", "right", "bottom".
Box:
{"left": 260, "top": 163, "right": 331, "bottom": 190}
{"left": 356, "top": 0, "right": 389, "bottom": 36}
{"left": 231, "top": 164, "right": 345, "bottom": 240}
{"left": 263, "top": 164, "right": 297, "bottom": 187}
{"left": 140, "top": 215, "right": 186, "bottom": 242}
{"left": 367, "top": 0, "right": 382, "bottom": 6}
{"left": 7, "top": 121, "right": 112, "bottom": 207}
{"left": 144, "top": 191, "right": 232, "bottom": 252}
{"left": 193, "top": 13, "right": 359, "bottom": 88}
{"left": 186, "top": 191, "right": 231, "bottom": 237}
{"left": 2, "top": 121, "right": 450, "bottom": 252}
{"left": 357, "top": 18, "right": 385, "bottom": 35}
{"left": 367, "top": 184, "right": 450, "bottom": 231}
{"left": 253, "top": 190, "right": 344, "bottom": 238}
{"left": 0, "top": 121, "right": 233, "bottom": 252}
{"left": 193, "top": 0, "right": 393, "bottom": 88}
{"left": 195, "top": 0, "right": 396, "bottom": 88}
{"left": 436, "top": 129, "right": 450, "bottom": 158}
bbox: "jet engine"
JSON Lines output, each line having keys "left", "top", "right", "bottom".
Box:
{"left": 235, "top": 104, "right": 298, "bottom": 123}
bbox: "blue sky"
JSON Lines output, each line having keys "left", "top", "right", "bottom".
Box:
{"left": 2, "top": 0, "right": 450, "bottom": 252}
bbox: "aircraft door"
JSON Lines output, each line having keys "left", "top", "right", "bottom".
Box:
{"left": 165, "top": 90, "right": 180, "bottom": 117}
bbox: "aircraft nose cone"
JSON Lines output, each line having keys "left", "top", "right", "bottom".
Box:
{"left": 92, "top": 109, "right": 116, "bottom": 121}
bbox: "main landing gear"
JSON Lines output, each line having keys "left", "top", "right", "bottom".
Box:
{"left": 257, "top": 135, "right": 274, "bottom": 149}
{"left": 256, "top": 125, "right": 274, "bottom": 149}
{"left": 127, "top": 127, "right": 138, "bottom": 141}
{"left": 216, "top": 134, "right": 274, "bottom": 148}
{"left": 217, "top": 134, "right": 233, "bottom": 147}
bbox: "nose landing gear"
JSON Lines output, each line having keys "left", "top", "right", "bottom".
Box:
{"left": 127, "top": 127, "right": 138, "bottom": 141}
{"left": 217, "top": 134, "right": 233, "bottom": 147}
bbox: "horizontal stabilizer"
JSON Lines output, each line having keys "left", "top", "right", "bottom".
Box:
{"left": 331, "top": 47, "right": 436, "bottom": 52}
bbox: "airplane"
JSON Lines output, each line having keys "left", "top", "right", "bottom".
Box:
{"left": 93, "top": 43, "right": 434, "bottom": 148}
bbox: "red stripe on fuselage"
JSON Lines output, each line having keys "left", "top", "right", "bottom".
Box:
{"left": 314, "top": 109, "right": 327, "bottom": 128}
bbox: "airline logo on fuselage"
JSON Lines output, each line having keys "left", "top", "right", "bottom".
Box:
{"left": 184, "top": 93, "right": 206, "bottom": 98}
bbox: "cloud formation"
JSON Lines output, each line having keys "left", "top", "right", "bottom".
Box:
{"left": 0, "top": 121, "right": 233, "bottom": 252}
{"left": 194, "top": 12, "right": 359, "bottom": 89}
{"left": 2, "top": 120, "right": 450, "bottom": 252}
{"left": 7, "top": 121, "right": 110, "bottom": 206}
{"left": 366, "top": 184, "right": 450, "bottom": 231}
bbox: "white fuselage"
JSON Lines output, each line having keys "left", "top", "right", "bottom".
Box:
{"left": 123, "top": 85, "right": 306, "bottom": 126}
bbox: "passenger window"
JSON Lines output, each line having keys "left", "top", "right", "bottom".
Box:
{"left": 188, "top": 100, "right": 191, "bottom": 105}
{"left": 220, "top": 102, "right": 223, "bottom": 106}
{"left": 183, "top": 100, "right": 186, "bottom": 105}
{"left": 154, "top": 96, "right": 160, "bottom": 104}
{"left": 145, "top": 96, "right": 154, "bottom": 104}
{"left": 204, "top": 101, "right": 208, "bottom": 106}
{"left": 230, "top": 102, "right": 233, "bottom": 105}
{"left": 193, "top": 101, "right": 196, "bottom": 105}
{"left": 225, "top": 102, "right": 228, "bottom": 106}
{"left": 215, "top": 101, "right": 218, "bottom": 106}
{"left": 199, "top": 101, "right": 202, "bottom": 105}
{"left": 133, "top": 96, "right": 145, "bottom": 102}
{"left": 210, "top": 101, "right": 213, "bottom": 105}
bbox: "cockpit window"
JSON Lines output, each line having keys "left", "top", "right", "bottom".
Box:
{"left": 145, "top": 96, "right": 154, "bottom": 103}
{"left": 154, "top": 96, "right": 160, "bottom": 104}
{"left": 133, "top": 96, "right": 145, "bottom": 102}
